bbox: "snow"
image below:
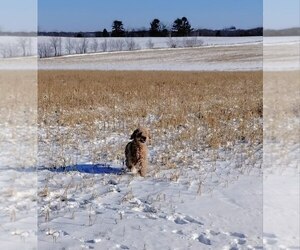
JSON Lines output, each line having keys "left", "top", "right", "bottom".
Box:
{"left": 39, "top": 43, "right": 262, "bottom": 71}
{"left": 1, "top": 36, "right": 263, "bottom": 70}
{"left": 35, "top": 159, "right": 263, "bottom": 250}
{"left": 37, "top": 36, "right": 262, "bottom": 53}
{"left": 264, "top": 36, "right": 300, "bottom": 71}
{"left": 1, "top": 112, "right": 266, "bottom": 249}
{"left": 264, "top": 36, "right": 300, "bottom": 45}
{"left": 0, "top": 105, "right": 266, "bottom": 249}
{"left": 0, "top": 169, "right": 37, "bottom": 250}
{"left": 263, "top": 170, "right": 300, "bottom": 249}
{"left": 0, "top": 36, "right": 37, "bottom": 58}
{"left": 37, "top": 36, "right": 300, "bottom": 71}
{"left": 2, "top": 36, "right": 299, "bottom": 71}
{"left": 1, "top": 36, "right": 299, "bottom": 249}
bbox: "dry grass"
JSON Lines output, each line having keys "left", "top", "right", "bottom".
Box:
{"left": 0, "top": 70, "right": 37, "bottom": 168}
{"left": 264, "top": 71, "right": 300, "bottom": 141}
{"left": 0, "top": 71, "right": 37, "bottom": 120}
{"left": 38, "top": 70, "right": 262, "bottom": 169}
{"left": 39, "top": 71, "right": 262, "bottom": 141}
{"left": 264, "top": 71, "right": 300, "bottom": 169}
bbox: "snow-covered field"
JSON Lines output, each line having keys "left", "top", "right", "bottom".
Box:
{"left": 0, "top": 71, "right": 37, "bottom": 249}
{"left": 0, "top": 37, "right": 299, "bottom": 249}
{"left": 39, "top": 44, "right": 262, "bottom": 71}
{"left": 36, "top": 161, "right": 263, "bottom": 250}
{"left": 1, "top": 36, "right": 299, "bottom": 71}
{"left": 0, "top": 36, "right": 261, "bottom": 59}
{"left": 37, "top": 36, "right": 262, "bottom": 71}
{"left": 1, "top": 135, "right": 264, "bottom": 250}
{"left": 264, "top": 36, "right": 300, "bottom": 71}
{"left": 0, "top": 36, "right": 37, "bottom": 58}
{"left": 263, "top": 69, "right": 300, "bottom": 249}
{"left": 37, "top": 36, "right": 262, "bottom": 54}
{"left": 0, "top": 36, "right": 263, "bottom": 70}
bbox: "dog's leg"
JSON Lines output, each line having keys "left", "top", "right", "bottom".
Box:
{"left": 139, "top": 160, "right": 147, "bottom": 177}
{"left": 139, "top": 167, "right": 147, "bottom": 177}
{"left": 131, "top": 166, "right": 138, "bottom": 175}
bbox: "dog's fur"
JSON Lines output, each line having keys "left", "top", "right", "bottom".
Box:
{"left": 125, "top": 127, "right": 151, "bottom": 177}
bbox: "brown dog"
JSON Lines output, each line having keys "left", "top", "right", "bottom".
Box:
{"left": 125, "top": 127, "right": 151, "bottom": 177}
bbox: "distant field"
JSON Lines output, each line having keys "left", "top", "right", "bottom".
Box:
{"left": 39, "top": 43, "right": 262, "bottom": 71}
{"left": 38, "top": 70, "right": 262, "bottom": 169}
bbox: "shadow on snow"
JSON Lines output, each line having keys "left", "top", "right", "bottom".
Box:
{"left": 43, "top": 164, "right": 124, "bottom": 175}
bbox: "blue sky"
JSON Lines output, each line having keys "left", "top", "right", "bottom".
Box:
{"left": 0, "top": 0, "right": 37, "bottom": 32}
{"left": 38, "top": 0, "right": 263, "bottom": 32}
{"left": 264, "top": 0, "right": 299, "bottom": 29}
{"left": 0, "top": 0, "right": 298, "bottom": 32}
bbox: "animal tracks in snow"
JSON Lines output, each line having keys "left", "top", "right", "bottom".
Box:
{"left": 192, "top": 230, "right": 250, "bottom": 249}
{"left": 165, "top": 213, "right": 203, "bottom": 226}
{"left": 160, "top": 212, "right": 252, "bottom": 249}
{"left": 262, "top": 232, "right": 299, "bottom": 250}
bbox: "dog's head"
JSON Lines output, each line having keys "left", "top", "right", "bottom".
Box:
{"left": 130, "top": 127, "right": 151, "bottom": 144}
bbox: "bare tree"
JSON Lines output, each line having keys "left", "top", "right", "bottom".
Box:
{"left": 65, "top": 37, "right": 74, "bottom": 54}
{"left": 125, "top": 38, "right": 140, "bottom": 51}
{"left": 50, "top": 37, "right": 62, "bottom": 56}
{"left": 27, "top": 37, "right": 33, "bottom": 56}
{"left": 101, "top": 39, "right": 108, "bottom": 52}
{"left": 38, "top": 40, "right": 52, "bottom": 58}
{"left": 166, "top": 37, "right": 179, "bottom": 48}
{"left": 74, "top": 40, "right": 81, "bottom": 54}
{"left": 18, "top": 37, "right": 28, "bottom": 56}
{"left": 182, "top": 37, "right": 204, "bottom": 47}
{"left": 0, "top": 43, "right": 17, "bottom": 58}
{"left": 109, "top": 39, "right": 125, "bottom": 51}
{"left": 146, "top": 39, "right": 154, "bottom": 49}
{"left": 38, "top": 42, "right": 45, "bottom": 58}
{"left": 0, "top": 44, "right": 8, "bottom": 58}
{"left": 116, "top": 39, "right": 125, "bottom": 51}
{"left": 75, "top": 38, "right": 89, "bottom": 54}
{"left": 90, "top": 38, "right": 99, "bottom": 53}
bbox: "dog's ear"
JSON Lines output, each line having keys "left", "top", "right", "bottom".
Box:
{"left": 130, "top": 129, "right": 139, "bottom": 139}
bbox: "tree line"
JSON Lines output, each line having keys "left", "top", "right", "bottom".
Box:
{"left": 37, "top": 17, "right": 262, "bottom": 37}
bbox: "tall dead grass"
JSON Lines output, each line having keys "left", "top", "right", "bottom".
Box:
{"left": 38, "top": 70, "right": 262, "bottom": 168}
{"left": 0, "top": 71, "right": 37, "bottom": 168}
{"left": 264, "top": 71, "right": 299, "bottom": 169}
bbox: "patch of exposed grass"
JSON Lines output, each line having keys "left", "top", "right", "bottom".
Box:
{"left": 38, "top": 70, "right": 262, "bottom": 168}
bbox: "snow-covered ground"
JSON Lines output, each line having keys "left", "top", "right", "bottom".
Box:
{"left": 264, "top": 36, "right": 300, "bottom": 71}
{"left": 0, "top": 36, "right": 37, "bottom": 58}
{"left": 39, "top": 43, "right": 262, "bottom": 71}
{"left": 263, "top": 168, "right": 300, "bottom": 249}
{"left": 1, "top": 36, "right": 263, "bottom": 70}
{"left": 36, "top": 165, "right": 263, "bottom": 250}
{"left": 1, "top": 36, "right": 261, "bottom": 59}
{"left": 0, "top": 91, "right": 37, "bottom": 249}
{"left": 1, "top": 135, "right": 263, "bottom": 250}
{"left": 37, "top": 36, "right": 262, "bottom": 53}
{"left": 2, "top": 36, "right": 299, "bottom": 71}
{"left": 1, "top": 36, "right": 299, "bottom": 249}
{"left": 0, "top": 103, "right": 265, "bottom": 249}
{"left": 263, "top": 36, "right": 300, "bottom": 248}
{"left": 38, "top": 36, "right": 300, "bottom": 71}
{"left": 264, "top": 36, "right": 300, "bottom": 45}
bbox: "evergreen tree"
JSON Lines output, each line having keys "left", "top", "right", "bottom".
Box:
{"left": 172, "top": 17, "right": 192, "bottom": 36}
{"left": 149, "top": 18, "right": 161, "bottom": 37}
{"left": 111, "top": 20, "right": 125, "bottom": 37}
{"left": 103, "top": 28, "right": 109, "bottom": 37}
